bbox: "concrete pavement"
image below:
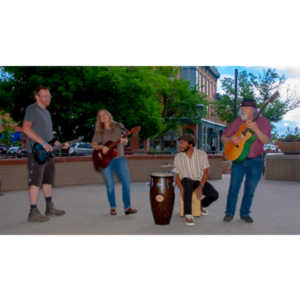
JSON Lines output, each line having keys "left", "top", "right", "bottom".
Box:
{"left": 0, "top": 175, "right": 299, "bottom": 234}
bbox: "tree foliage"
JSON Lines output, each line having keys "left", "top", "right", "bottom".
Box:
{"left": 213, "top": 68, "right": 300, "bottom": 124}
{"left": 0, "top": 66, "right": 207, "bottom": 142}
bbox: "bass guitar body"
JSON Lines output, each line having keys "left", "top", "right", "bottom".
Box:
{"left": 32, "top": 143, "right": 53, "bottom": 164}
{"left": 224, "top": 123, "right": 256, "bottom": 162}
{"left": 92, "top": 141, "right": 118, "bottom": 170}
{"left": 32, "top": 137, "right": 83, "bottom": 165}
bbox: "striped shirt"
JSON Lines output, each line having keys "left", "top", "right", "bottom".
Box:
{"left": 174, "top": 149, "right": 210, "bottom": 181}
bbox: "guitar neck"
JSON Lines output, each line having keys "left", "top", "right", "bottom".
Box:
{"left": 107, "top": 131, "right": 132, "bottom": 150}
{"left": 253, "top": 100, "right": 268, "bottom": 122}
{"left": 243, "top": 99, "right": 271, "bottom": 134}
{"left": 52, "top": 138, "right": 82, "bottom": 151}
{"left": 241, "top": 91, "right": 279, "bottom": 135}
{"left": 108, "top": 139, "right": 121, "bottom": 149}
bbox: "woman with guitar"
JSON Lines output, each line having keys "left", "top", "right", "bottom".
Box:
{"left": 91, "top": 109, "right": 137, "bottom": 216}
{"left": 221, "top": 96, "right": 274, "bottom": 223}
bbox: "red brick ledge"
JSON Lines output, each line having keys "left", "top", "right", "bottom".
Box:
{"left": 0, "top": 153, "right": 224, "bottom": 165}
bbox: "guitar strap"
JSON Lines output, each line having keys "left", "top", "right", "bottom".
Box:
{"left": 116, "top": 122, "right": 128, "bottom": 135}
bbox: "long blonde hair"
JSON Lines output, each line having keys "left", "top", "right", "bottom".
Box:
{"left": 95, "top": 109, "right": 117, "bottom": 136}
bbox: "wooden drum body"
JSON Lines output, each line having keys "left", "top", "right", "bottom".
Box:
{"left": 150, "top": 172, "right": 175, "bottom": 225}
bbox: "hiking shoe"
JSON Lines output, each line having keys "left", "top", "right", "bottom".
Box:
{"left": 240, "top": 216, "right": 254, "bottom": 223}
{"left": 45, "top": 203, "right": 66, "bottom": 216}
{"left": 223, "top": 215, "right": 233, "bottom": 222}
{"left": 124, "top": 208, "right": 137, "bottom": 215}
{"left": 28, "top": 208, "right": 49, "bottom": 222}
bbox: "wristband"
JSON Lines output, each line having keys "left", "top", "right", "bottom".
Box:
{"left": 41, "top": 141, "right": 47, "bottom": 148}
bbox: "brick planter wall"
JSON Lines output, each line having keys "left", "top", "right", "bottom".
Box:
{"left": 0, "top": 154, "right": 225, "bottom": 192}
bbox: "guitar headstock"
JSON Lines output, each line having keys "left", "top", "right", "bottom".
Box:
{"left": 126, "top": 126, "right": 141, "bottom": 136}
{"left": 68, "top": 136, "right": 84, "bottom": 145}
{"left": 269, "top": 91, "right": 280, "bottom": 103}
{"left": 131, "top": 126, "right": 141, "bottom": 134}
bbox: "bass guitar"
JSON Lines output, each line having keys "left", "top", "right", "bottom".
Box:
{"left": 92, "top": 126, "right": 141, "bottom": 170}
{"left": 224, "top": 91, "right": 280, "bottom": 162}
{"left": 32, "top": 137, "right": 83, "bottom": 164}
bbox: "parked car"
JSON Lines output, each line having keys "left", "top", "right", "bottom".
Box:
{"left": 7, "top": 146, "right": 21, "bottom": 156}
{"left": 0, "top": 144, "right": 8, "bottom": 154}
{"left": 69, "top": 142, "right": 93, "bottom": 156}
{"left": 264, "top": 144, "right": 276, "bottom": 152}
{"left": 7, "top": 146, "right": 27, "bottom": 158}
{"left": 16, "top": 149, "right": 28, "bottom": 158}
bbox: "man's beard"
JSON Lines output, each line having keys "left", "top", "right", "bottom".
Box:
{"left": 241, "top": 113, "right": 248, "bottom": 121}
{"left": 181, "top": 146, "right": 190, "bottom": 152}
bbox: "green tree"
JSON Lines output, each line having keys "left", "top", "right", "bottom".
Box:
{"left": 0, "top": 66, "right": 207, "bottom": 144}
{"left": 0, "top": 110, "right": 19, "bottom": 146}
{"left": 213, "top": 68, "right": 300, "bottom": 124}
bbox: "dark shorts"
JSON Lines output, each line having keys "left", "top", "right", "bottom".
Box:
{"left": 27, "top": 154, "right": 55, "bottom": 187}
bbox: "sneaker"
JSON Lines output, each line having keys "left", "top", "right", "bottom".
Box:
{"left": 110, "top": 208, "right": 117, "bottom": 216}
{"left": 124, "top": 208, "right": 137, "bottom": 215}
{"left": 184, "top": 215, "right": 195, "bottom": 226}
{"left": 45, "top": 203, "right": 66, "bottom": 216}
{"left": 201, "top": 208, "right": 208, "bottom": 216}
{"left": 240, "top": 216, "right": 254, "bottom": 223}
{"left": 223, "top": 215, "right": 233, "bottom": 222}
{"left": 28, "top": 207, "right": 49, "bottom": 222}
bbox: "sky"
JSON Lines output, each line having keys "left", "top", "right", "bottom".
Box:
{"left": 216, "top": 66, "right": 300, "bottom": 135}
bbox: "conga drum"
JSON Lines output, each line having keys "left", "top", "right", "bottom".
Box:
{"left": 150, "top": 172, "right": 175, "bottom": 225}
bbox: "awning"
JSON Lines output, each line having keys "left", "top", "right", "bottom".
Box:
{"left": 202, "top": 119, "right": 226, "bottom": 130}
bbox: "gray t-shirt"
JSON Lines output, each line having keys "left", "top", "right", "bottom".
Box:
{"left": 24, "top": 103, "right": 54, "bottom": 153}
{"left": 92, "top": 123, "right": 126, "bottom": 158}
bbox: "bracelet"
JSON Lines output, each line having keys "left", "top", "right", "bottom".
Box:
{"left": 41, "top": 141, "right": 47, "bottom": 147}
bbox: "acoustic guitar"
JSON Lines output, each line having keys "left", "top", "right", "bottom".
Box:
{"left": 92, "top": 126, "right": 141, "bottom": 170}
{"left": 224, "top": 91, "right": 279, "bottom": 162}
{"left": 32, "top": 137, "right": 83, "bottom": 164}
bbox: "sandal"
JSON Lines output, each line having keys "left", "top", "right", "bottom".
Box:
{"left": 110, "top": 208, "right": 117, "bottom": 216}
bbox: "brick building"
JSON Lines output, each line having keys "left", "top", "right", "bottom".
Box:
{"left": 129, "top": 66, "right": 226, "bottom": 153}
{"left": 180, "top": 66, "right": 226, "bottom": 152}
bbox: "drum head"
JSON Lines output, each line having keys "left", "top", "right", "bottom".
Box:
{"left": 151, "top": 172, "right": 173, "bottom": 178}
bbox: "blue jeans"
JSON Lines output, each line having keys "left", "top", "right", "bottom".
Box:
{"left": 225, "top": 155, "right": 263, "bottom": 217}
{"left": 101, "top": 157, "right": 131, "bottom": 210}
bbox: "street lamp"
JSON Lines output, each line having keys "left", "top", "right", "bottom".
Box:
{"left": 195, "top": 104, "right": 204, "bottom": 149}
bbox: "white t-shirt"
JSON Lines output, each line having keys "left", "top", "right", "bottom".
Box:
{"left": 174, "top": 149, "right": 210, "bottom": 181}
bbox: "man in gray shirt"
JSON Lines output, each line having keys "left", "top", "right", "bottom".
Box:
{"left": 23, "top": 86, "right": 69, "bottom": 222}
